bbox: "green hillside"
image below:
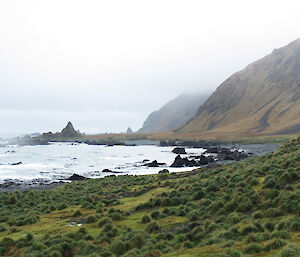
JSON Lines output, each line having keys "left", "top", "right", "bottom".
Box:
{"left": 0, "top": 137, "right": 299, "bottom": 257}
{"left": 179, "top": 39, "right": 300, "bottom": 137}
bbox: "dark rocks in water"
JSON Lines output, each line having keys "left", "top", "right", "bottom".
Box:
{"left": 143, "top": 160, "right": 166, "bottom": 167}
{"left": 205, "top": 147, "right": 231, "bottom": 154}
{"left": 170, "top": 155, "right": 198, "bottom": 167}
{"left": 67, "top": 174, "right": 88, "bottom": 181}
{"left": 10, "top": 162, "right": 22, "bottom": 166}
{"left": 171, "top": 154, "right": 216, "bottom": 167}
{"left": 102, "top": 169, "right": 123, "bottom": 174}
{"left": 205, "top": 147, "right": 219, "bottom": 154}
{"left": 170, "top": 155, "right": 185, "bottom": 167}
{"left": 1, "top": 181, "right": 17, "bottom": 188}
{"left": 125, "top": 144, "right": 136, "bottom": 146}
{"left": 158, "top": 169, "right": 169, "bottom": 174}
{"left": 198, "top": 155, "right": 211, "bottom": 165}
{"left": 142, "top": 159, "right": 150, "bottom": 163}
{"left": 172, "top": 147, "right": 187, "bottom": 154}
{"left": 102, "top": 169, "right": 113, "bottom": 173}
{"left": 217, "top": 150, "right": 249, "bottom": 161}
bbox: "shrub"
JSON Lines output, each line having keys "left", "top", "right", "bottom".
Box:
{"left": 72, "top": 210, "right": 82, "bottom": 217}
{"left": 98, "top": 218, "right": 112, "bottom": 227}
{"left": 50, "top": 250, "right": 63, "bottom": 257}
{"left": 193, "top": 190, "right": 204, "bottom": 200}
{"left": 110, "top": 213, "right": 121, "bottom": 221}
{"left": 31, "top": 241, "right": 47, "bottom": 251}
{"left": 151, "top": 211, "right": 161, "bottom": 220}
{"left": 130, "top": 233, "right": 145, "bottom": 248}
{"left": 264, "top": 239, "right": 287, "bottom": 251}
{"left": 243, "top": 243, "right": 262, "bottom": 254}
{"left": 111, "top": 239, "right": 127, "bottom": 256}
{"left": 86, "top": 215, "right": 97, "bottom": 224}
{"left": 264, "top": 221, "right": 275, "bottom": 232}
{"left": 0, "top": 226, "right": 7, "bottom": 232}
{"left": 141, "top": 215, "right": 151, "bottom": 224}
{"left": 271, "top": 231, "right": 291, "bottom": 239}
{"left": 58, "top": 203, "right": 67, "bottom": 210}
{"left": 253, "top": 211, "right": 263, "bottom": 219}
{"left": 289, "top": 221, "right": 300, "bottom": 232}
{"left": 146, "top": 222, "right": 160, "bottom": 234}
{"left": 241, "top": 225, "right": 258, "bottom": 235}
{"left": 265, "top": 208, "right": 283, "bottom": 218}
{"left": 279, "top": 244, "right": 300, "bottom": 257}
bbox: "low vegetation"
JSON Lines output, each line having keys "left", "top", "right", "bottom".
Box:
{"left": 0, "top": 137, "right": 299, "bottom": 256}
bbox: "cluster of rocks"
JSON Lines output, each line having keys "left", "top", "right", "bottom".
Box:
{"left": 170, "top": 155, "right": 214, "bottom": 167}
{"left": 205, "top": 147, "right": 250, "bottom": 161}
{"left": 169, "top": 146, "right": 251, "bottom": 168}
{"left": 143, "top": 160, "right": 166, "bottom": 167}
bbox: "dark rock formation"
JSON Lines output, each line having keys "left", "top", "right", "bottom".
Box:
{"left": 126, "top": 127, "right": 133, "bottom": 134}
{"left": 10, "top": 162, "right": 22, "bottom": 166}
{"left": 158, "top": 169, "right": 169, "bottom": 174}
{"left": 61, "top": 122, "right": 80, "bottom": 138}
{"left": 102, "top": 169, "right": 123, "bottom": 174}
{"left": 143, "top": 160, "right": 166, "bottom": 167}
{"left": 172, "top": 147, "right": 187, "bottom": 154}
{"left": 67, "top": 174, "right": 88, "bottom": 181}
{"left": 170, "top": 155, "right": 198, "bottom": 167}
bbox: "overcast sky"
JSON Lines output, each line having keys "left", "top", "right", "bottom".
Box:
{"left": 0, "top": 0, "right": 299, "bottom": 134}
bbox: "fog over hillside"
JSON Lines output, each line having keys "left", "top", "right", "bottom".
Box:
{"left": 0, "top": 0, "right": 300, "bottom": 133}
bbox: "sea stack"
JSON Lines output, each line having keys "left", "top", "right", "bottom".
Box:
{"left": 126, "top": 127, "right": 133, "bottom": 134}
{"left": 60, "top": 122, "right": 80, "bottom": 138}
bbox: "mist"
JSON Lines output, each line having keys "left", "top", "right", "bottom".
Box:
{"left": 0, "top": 0, "right": 300, "bottom": 134}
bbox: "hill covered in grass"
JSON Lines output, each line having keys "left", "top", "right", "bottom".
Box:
{"left": 179, "top": 39, "right": 300, "bottom": 137}
{"left": 0, "top": 137, "right": 299, "bottom": 256}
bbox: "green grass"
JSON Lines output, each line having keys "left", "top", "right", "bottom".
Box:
{"left": 0, "top": 136, "right": 299, "bottom": 256}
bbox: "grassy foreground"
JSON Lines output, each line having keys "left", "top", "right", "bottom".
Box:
{"left": 0, "top": 137, "right": 299, "bottom": 257}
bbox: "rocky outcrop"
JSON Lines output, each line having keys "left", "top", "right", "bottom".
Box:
{"left": 172, "top": 147, "right": 187, "bottom": 154}
{"left": 143, "top": 160, "right": 166, "bottom": 167}
{"left": 126, "top": 127, "right": 133, "bottom": 134}
{"left": 158, "top": 169, "right": 169, "bottom": 174}
{"left": 60, "top": 122, "right": 80, "bottom": 138}
{"left": 67, "top": 174, "right": 88, "bottom": 181}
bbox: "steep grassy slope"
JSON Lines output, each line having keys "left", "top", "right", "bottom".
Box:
{"left": 0, "top": 137, "right": 299, "bottom": 256}
{"left": 139, "top": 94, "right": 208, "bottom": 133}
{"left": 179, "top": 39, "right": 300, "bottom": 137}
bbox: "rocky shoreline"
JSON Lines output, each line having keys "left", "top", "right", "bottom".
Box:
{"left": 0, "top": 139, "right": 280, "bottom": 192}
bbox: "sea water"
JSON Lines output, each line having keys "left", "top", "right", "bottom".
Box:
{"left": 0, "top": 142, "right": 206, "bottom": 183}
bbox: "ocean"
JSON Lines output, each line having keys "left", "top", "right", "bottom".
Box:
{"left": 0, "top": 142, "right": 206, "bottom": 183}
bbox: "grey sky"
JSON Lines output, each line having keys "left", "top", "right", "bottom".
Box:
{"left": 0, "top": 0, "right": 299, "bottom": 134}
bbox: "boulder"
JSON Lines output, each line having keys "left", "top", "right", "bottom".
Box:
{"left": 67, "top": 174, "right": 88, "bottom": 181}
{"left": 102, "top": 169, "right": 113, "bottom": 173}
{"left": 10, "top": 162, "right": 22, "bottom": 166}
{"left": 158, "top": 169, "right": 169, "bottom": 174}
{"left": 170, "top": 155, "right": 187, "bottom": 167}
{"left": 102, "top": 169, "right": 123, "bottom": 174}
{"left": 143, "top": 160, "right": 166, "bottom": 167}
{"left": 172, "top": 147, "right": 187, "bottom": 154}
